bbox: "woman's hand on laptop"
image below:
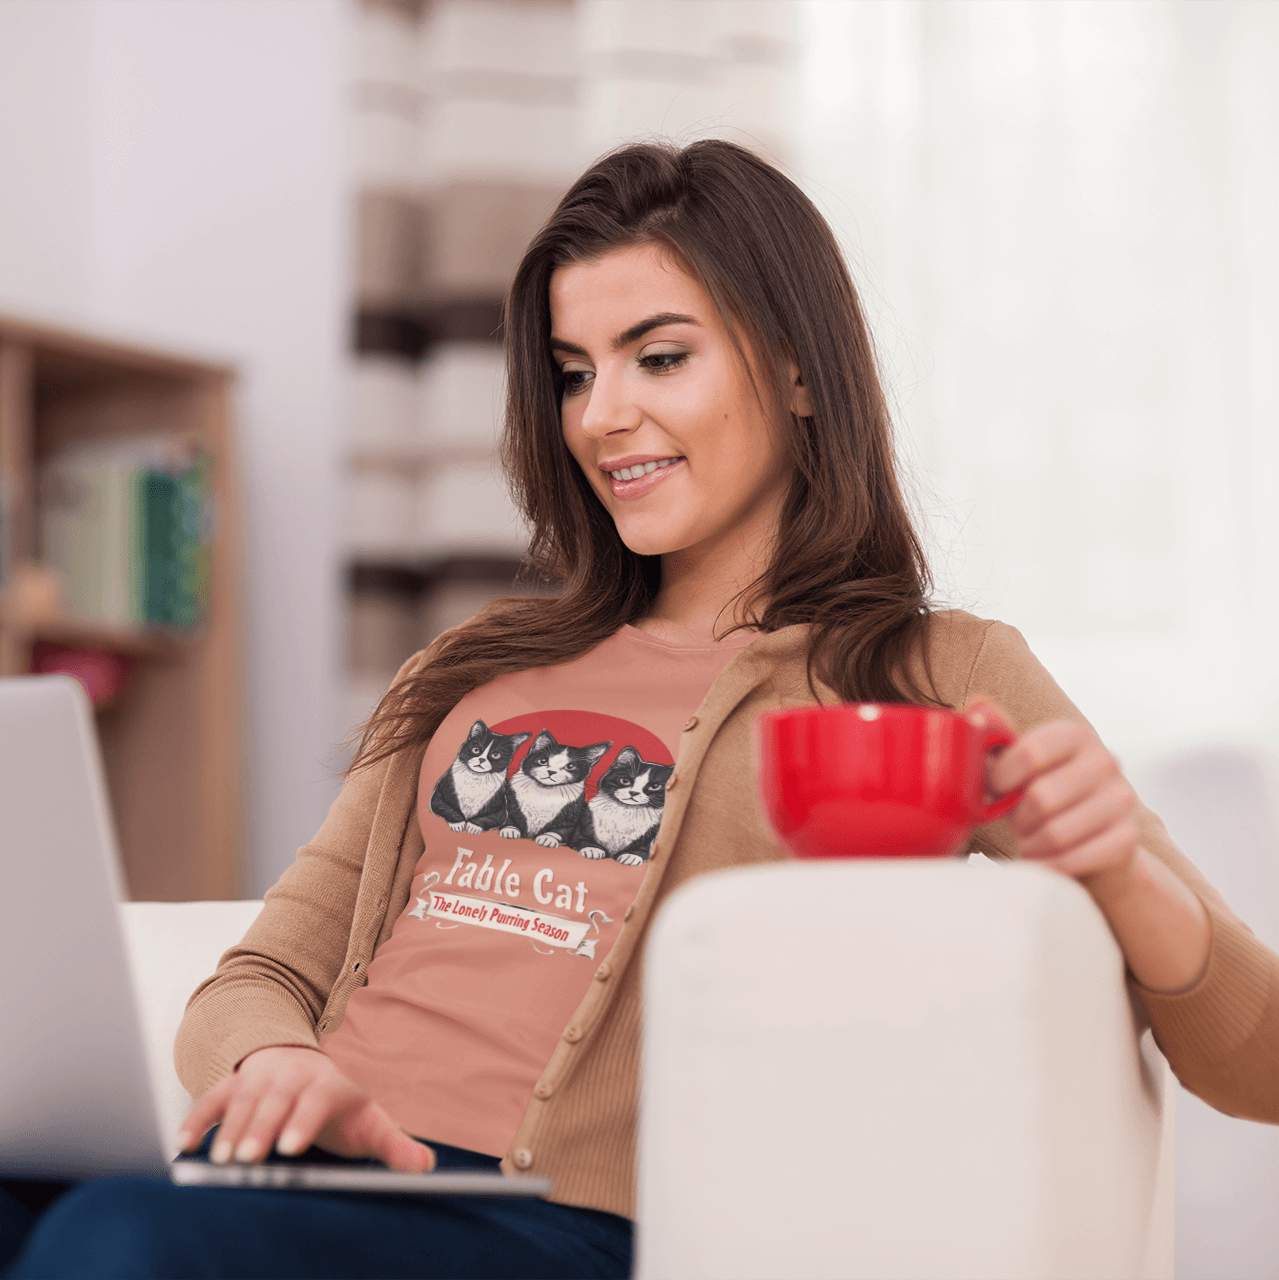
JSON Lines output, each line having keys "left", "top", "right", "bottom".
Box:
{"left": 176, "top": 1045, "right": 435, "bottom": 1173}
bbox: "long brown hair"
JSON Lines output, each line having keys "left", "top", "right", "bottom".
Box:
{"left": 351, "top": 139, "right": 939, "bottom": 773}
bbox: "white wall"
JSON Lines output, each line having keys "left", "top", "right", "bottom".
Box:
{"left": 0, "top": 0, "right": 350, "bottom": 896}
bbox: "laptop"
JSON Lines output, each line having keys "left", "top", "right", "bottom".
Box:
{"left": 0, "top": 674, "right": 551, "bottom": 1198}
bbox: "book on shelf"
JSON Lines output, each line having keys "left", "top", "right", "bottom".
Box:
{"left": 37, "top": 435, "right": 212, "bottom": 632}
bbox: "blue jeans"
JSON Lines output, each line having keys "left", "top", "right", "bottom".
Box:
{"left": 1, "top": 1135, "right": 632, "bottom": 1279}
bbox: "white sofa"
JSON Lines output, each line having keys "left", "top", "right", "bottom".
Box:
{"left": 121, "top": 858, "right": 1174, "bottom": 1280}
{"left": 638, "top": 858, "right": 1175, "bottom": 1280}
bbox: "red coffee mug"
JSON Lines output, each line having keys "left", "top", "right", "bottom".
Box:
{"left": 755, "top": 703, "right": 1025, "bottom": 859}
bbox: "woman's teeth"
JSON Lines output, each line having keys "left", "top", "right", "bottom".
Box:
{"left": 609, "top": 458, "right": 679, "bottom": 481}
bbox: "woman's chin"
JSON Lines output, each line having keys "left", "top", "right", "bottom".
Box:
{"left": 617, "top": 531, "right": 683, "bottom": 558}
{"left": 609, "top": 519, "right": 691, "bottom": 560}
{"left": 606, "top": 510, "right": 685, "bottom": 559}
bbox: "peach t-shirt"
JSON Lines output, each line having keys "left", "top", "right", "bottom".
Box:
{"left": 320, "top": 624, "right": 757, "bottom": 1155}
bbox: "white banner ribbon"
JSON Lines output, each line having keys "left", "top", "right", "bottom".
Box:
{"left": 415, "top": 889, "right": 592, "bottom": 951}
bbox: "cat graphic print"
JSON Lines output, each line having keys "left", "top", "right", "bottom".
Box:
{"left": 420, "top": 709, "right": 673, "bottom": 958}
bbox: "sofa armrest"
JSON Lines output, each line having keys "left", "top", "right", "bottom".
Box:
{"left": 119, "top": 899, "right": 265, "bottom": 1154}
{"left": 639, "top": 859, "right": 1174, "bottom": 1280}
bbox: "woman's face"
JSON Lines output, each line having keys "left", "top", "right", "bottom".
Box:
{"left": 550, "top": 242, "right": 796, "bottom": 563}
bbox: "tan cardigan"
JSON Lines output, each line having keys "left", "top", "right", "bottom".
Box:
{"left": 176, "top": 611, "right": 1279, "bottom": 1218}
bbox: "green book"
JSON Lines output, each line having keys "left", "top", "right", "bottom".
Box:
{"left": 174, "top": 457, "right": 210, "bottom": 628}
{"left": 142, "top": 471, "right": 182, "bottom": 626}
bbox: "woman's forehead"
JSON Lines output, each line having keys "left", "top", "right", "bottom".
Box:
{"left": 549, "top": 244, "right": 713, "bottom": 342}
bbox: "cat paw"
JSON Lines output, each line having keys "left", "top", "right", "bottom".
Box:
{"left": 499, "top": 827, "right": 520, "bottom": 839}
{"left": 536, "top": 834, "right": 563, "bottom": 848}
{"left": 463, "top": 822, "right": 483, "bottom": 834}
{"left": 578, "top": 846, "right": 606, "bottom": 859}
{"left": 447, "top": 821, "right": 466, "bottom": 831}
{"left": 615, "top": 853, "right": 646, "bottom": 867}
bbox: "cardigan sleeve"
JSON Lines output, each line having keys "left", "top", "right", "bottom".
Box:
{"left": 174, "top": 649, "right": 431, "bottom": 1100}
{"left": 961, "top": 618, "right": 1279, "bottom": 1122}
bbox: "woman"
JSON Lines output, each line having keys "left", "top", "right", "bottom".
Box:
{"left": 6, "top": 139, "right": 1277, "bottom": 1279}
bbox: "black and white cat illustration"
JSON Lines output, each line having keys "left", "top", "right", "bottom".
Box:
{"left": 571, "top": 746, "right": 671, "bottom": 866}
{"left": 429, "top": 721, "right": 531, "bottom": 834}
{"left": 500, "top": 729, "right": 611, "bottom": 847}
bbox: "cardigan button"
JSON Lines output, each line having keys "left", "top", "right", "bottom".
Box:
{"left": 683, "top": 715, "right": 698, "bottom": 731}
{"left": 563, "top": 1025, "right": 583, "bottom": 1043}
{"left": 513, "top": 1148, "right": 533, "bottom": 1170}
{"left": 534, "top": 1081, "right": 553, "bottom": 1100}
{"left": 594, "top": 962, "right": 611, "bottom": 982}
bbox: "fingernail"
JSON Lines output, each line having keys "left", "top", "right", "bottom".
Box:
{"left": 176, "top": 1129, "right": 192, "bottom": 1149}
{"left": 276, "top": 1132, "right": 303, "bottom": 1156}
{"left": 210, "top": 1140, "right": 232, "bottom": 1164}
{"left": 234, "top": 1139, "right": 261, "bottom": 1163}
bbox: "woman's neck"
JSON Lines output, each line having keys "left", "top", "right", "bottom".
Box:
{"left": 634, "top": 524, "right": 773, "bottom": 646}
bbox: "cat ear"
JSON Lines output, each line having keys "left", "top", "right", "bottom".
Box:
{"left": 614, "top": 746, "right": 641, "bottom": 768}
{"left": 531, "top": 730, "right": 556, "bottom": 752}
{"left": 467, "top": 720, "right": 487, "bottom": 740}
{"left": 583, "top": 741, "right": 613, "bottom": 765}
{"left": 509, "top": 731, "right": 532, "bottom": 749}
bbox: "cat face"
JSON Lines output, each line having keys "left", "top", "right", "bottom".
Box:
{"left": 521, "top": 730, "right": 611, "bottom": 787}
{"left": 597, "top": 746, "right": 673, "bottom": 808}
{"left": 458, "top": 721, "right": 531, "bottom": 775}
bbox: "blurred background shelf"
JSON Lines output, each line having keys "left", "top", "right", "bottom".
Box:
{"left": 0, "top": 316, "right": 241, "bottom": 902}
{"left": 0, "top": 608, "right": 193, "bottom": 660}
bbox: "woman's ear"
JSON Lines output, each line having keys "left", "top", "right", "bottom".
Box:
{"left": 790, "top": 367, "right": 814, "bottom": 418}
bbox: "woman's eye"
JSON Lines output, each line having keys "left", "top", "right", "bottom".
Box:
{"left": 638, "top": 352, "right": 688, "bottom": 374}
{"left": 560, "top": 368, "right": 594, "bottom": 395}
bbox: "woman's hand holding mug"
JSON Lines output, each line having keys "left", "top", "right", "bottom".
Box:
{"left": 964, "top": 697, "right": 1141, "bottom": 883}
{"left": 176, "top": 1045, "right": 434, "bottom": 1173}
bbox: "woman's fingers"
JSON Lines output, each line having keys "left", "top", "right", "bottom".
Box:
{"left": 321, "top": 1103, "right": 435, "bottom": 1173}
{"left": 206, "top": 1070, "right": 274, "bottom": 1163}
{"left": 176, "top": 1076, "right": 234, "bottom": 1151}
{"left": 228, "top": 1082, "right": 305, "bottom": 1164}
{"left": 1018, "top": 775, "right": 1136, "bottom": 862}
{"left": 275, "top": 1078, "right": 348, "bottom": 1157}
{"left": 285, "top": 1084, "right": 434, "bottom": 1172}
{"left": 1010, "top": 739, "right": 1127, "bottom": 836}
{"left": 987, "top": 720, "right": 1092, "bottom": 797}
{"left": 1026, "top": 813, "right": 1143, "bottom": 881}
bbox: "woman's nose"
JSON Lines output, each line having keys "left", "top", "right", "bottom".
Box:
{"left": 579, "top": 366, "right": 641, "bottom": 438}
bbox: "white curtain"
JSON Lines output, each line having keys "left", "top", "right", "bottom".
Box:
{"left": 796, "top": 0, "right": 1279, "bottom": 775}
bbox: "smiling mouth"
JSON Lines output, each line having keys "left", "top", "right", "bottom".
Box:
{"left": 607, "top": 457, "right": 681, "bottom": 482}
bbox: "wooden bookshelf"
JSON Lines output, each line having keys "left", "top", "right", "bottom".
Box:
{"left": 0, "top": 316, "right": 241, "bottom": 901}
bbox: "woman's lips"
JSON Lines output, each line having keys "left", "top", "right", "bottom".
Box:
{"left": 606, "top": 457, "right": 685, "bottom": 500}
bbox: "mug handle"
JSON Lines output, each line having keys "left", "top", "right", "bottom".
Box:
{"left": 976, "top": 720, "right": 1025, "bottom": 822}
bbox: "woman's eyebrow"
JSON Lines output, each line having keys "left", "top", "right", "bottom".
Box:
{"left": 548, "top": 313, "right": 699, "bottom": 358}
{"left": 612, "top": 313, "right": 698, "bottom": 349}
